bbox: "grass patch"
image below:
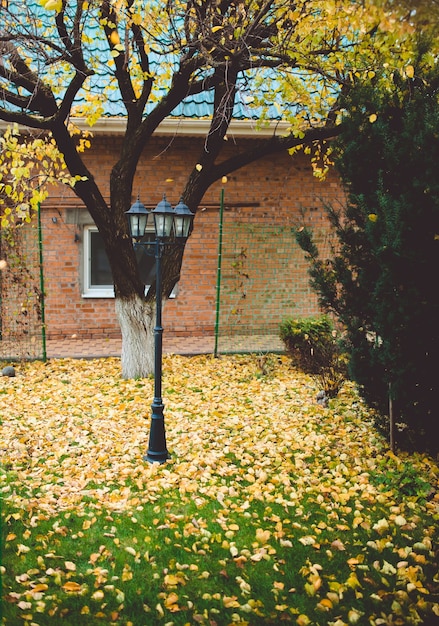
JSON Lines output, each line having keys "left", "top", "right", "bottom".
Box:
{"left": 1, "top": 354, "right": 438, "bottom": 625}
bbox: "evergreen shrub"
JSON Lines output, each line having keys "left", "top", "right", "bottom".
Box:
{"left": 280, "top": 315, "right": 348, "bottom": 398}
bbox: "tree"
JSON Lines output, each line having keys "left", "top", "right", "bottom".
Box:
{"left": 0, "top": 0, "right": 417, "bottom": 377}
{"left": 296, "top": 44, "right": 439, "bottom": 452}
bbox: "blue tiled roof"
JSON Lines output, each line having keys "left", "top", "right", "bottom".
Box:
{"left": 81, "top": 49, "right": 282, "bottom": 121}
{"left": 4, "top": 1, "right": 285, "bottom": 123}
{"left": 97, "top": 83, "right": 280, "bottom": 121}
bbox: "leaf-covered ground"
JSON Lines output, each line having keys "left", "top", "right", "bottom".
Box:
{"left": 1, "top": 355, "right": 438, "bottom": 625}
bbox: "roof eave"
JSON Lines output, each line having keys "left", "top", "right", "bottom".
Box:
{"left": 76, "top": 116, "right": 291, "bottom": 137}
{"left": 0, "top": 116, "right": 291, "bottom": 138}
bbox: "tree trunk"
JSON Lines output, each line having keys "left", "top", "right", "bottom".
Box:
{"left": 115, "top": 294, "right": 156, "bottom": 379}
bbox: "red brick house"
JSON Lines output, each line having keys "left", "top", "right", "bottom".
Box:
{"left": 0, "top": 4, "right": 348, "bottom": 362}
{"left": 35, "top": 118, "right": 342, "bottom": 358}
{"left": 0, "top": 117, "right": 343, "bottom": 360}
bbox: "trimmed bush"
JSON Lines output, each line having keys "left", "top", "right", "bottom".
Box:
{"left": 280, "top": 315, "right": 348, "bottom": 398}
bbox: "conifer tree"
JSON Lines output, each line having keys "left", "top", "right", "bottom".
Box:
{"left": 297, "top": 44, "right": 439, "bottom": 451}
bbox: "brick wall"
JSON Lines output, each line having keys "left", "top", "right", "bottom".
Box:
{"left": 40, "top": 134, "right": 344, "bottom": 344}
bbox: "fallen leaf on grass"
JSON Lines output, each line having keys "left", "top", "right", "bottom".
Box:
{"left": 164, "top": 592, "right": 181, "bottom": 611}
{"left": 223, "top": 595, "right": 240, "bottom": 608}
{"left": 62, "top": 581, "right": 83, "bottom": 593}
{"left": 163, "top": 573, "right": 186, "bottom": 587}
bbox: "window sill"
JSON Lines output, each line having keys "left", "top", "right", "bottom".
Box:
{"left": 81, "top": 286, "right": 178, "bottom": 299}
{"left": 82, "top": 290, "right": 115, "bottom": 299}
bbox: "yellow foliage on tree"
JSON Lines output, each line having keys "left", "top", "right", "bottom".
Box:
{"left": 0, "top": 125, "right": 90, "bottom": 228}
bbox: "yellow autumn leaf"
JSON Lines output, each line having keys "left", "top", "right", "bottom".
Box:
{"left": 164, "top": 573, "right": 184, "bottom": 587}
{"left": 346, "top": 572, "right": 362, "bottom": 589}
{"left": 130, "top": 13, "right": 142, "bottom": 25}
{"left": 223, "top": 595, "right": 240, "bottom": 608}
{"left": 406, "top": 65, "right": 415, "bottom": 78}
{"left": 316, "top": 598, "right": 333, "bottom": 611}
{"left": 89, "top": 553, "right": 101, "bottom": 565}
{"left": 91, "top": 590, "right": 105, "bottom": 600}
{"left": 372, "top": 518, "right": 389, "bottom": 533}
{"left": 16, "top": 544, "right": 30, "bottom": 555}
{"left": 299, "top": 535, "right": 315, "bottom": 546}
{"left": 109, "top": 31, "right": 120, "bottom": 45}
{"left": 164, "top": 591, "right": 179, "bottom": 608}
{"left": 255, "top": 528, "right": 271, "bottom": 544}
{"left": 230, "top": 544, "right": 239, "bottom": 557}
{"left": 30, "top": 583, "right": 49, "bottom": 594}
{"left": 304, "top": 582, "right": 317, "bottom": 596}
{"left": 348, "top": 609, "right": 364, "bottom": 624}
{"left": 121, "top": 566, "right": 133, "bottom": 582}
{"left": 62, "top": 581, "right": 83, "bottom": 593}
{"left": 369, "top": 113, "right": 377, "bottom": 123}
{"left": 42, "top": 0, "right": 62, "bottom": 11}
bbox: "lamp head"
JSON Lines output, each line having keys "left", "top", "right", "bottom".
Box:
{"left": 126, "top": 196, "right": 149, "bottom": 241}
{"left": 152, "top": 194, "right": 175, "bottom": 239}
{"left": 173, "top": 198, "right": 194, "bottom": 240}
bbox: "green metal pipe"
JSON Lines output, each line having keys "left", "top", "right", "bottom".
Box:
{"left": 214, "top": 187, "right": 225, "bottom": 357}
{"left": 37, "top": 203, "right": 47, "bottom": 361}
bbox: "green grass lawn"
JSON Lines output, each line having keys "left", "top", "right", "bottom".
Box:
{"left": 1, "top": 354, "right": 438, "bottom": 626}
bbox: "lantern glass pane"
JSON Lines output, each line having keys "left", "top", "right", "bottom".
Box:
{"left": 154, "top": 213, "right": 174, "bottom": 238}
{"left": 131, "top": 213, "right": 148, "bottom": 239}
{"left": 174, "top": 215, "right": 191, "bottom": 239}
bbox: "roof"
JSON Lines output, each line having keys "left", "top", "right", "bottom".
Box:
{"left": 1, "top": 1, "right": 291, "bottom": 137}
{"left": 76, "top": 74, "right": 289, "bottom": 135}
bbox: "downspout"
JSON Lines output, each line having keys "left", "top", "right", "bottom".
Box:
{"left": 214, "top": 186, "right": 225, "bottom": 357}
{"left": 37, "top": 202, "right": 47, "bottom": 361}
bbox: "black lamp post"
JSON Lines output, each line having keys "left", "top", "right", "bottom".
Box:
{"left": 126, "top": 194, "right": 194, "bottom": 463}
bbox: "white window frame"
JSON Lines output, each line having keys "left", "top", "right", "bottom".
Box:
{"left": 82, "top": 225, "right": 114, "bottom": 298}
{"left": 82, "top": 225, "right": 178, "bottom": 299}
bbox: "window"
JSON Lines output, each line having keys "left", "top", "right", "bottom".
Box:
{"left": 83, "top": 226, "right": 114, "bottom": 297}
{"left": 82, "top": 226, "right": 178, "bottom": 298}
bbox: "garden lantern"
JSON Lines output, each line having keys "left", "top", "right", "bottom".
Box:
{"left": 126, "top": 194, "right": 194, "bottom": 463}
